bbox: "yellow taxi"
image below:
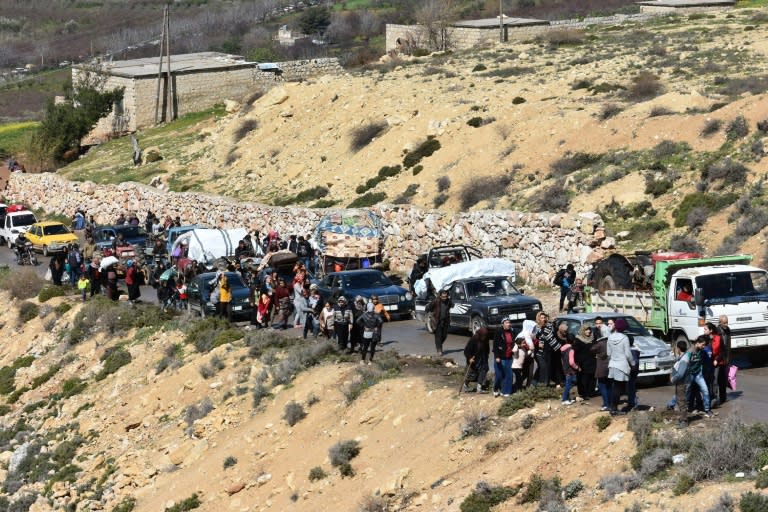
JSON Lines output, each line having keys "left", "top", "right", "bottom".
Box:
{"left": 25, "top": 221, "right": 79, "bottom": 256}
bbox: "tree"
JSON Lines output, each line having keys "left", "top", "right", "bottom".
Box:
{"left": 298, "top": 6, "right": 332, "bottom": 36}
{"left": 29, "top": 67, "right": 123, "bottom": 167}
{"left": 415, "top": 0, "right": 459, "bottom": 51}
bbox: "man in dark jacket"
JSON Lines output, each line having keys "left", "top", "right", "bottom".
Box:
{"left": 715, "top": 315, "right": 732, "bottom": 404}
{"left": 493, "top": 319, "right": 516, "bottom": 396}
{"left": 463, "top": 327, "right": 490, "bottom": 393}
{"left": 409, "top": 256, "right": 428, "bottom": 292}
{"left": 356, "top": 302, "right": 383, "bottom": 364}
{"left": 333, "top": 296, "right": 354, "bottom": 351}
{"left": 426, "top": 289, "right": 452, "bottom": 356}
{"left": 554, "top": 264, "right": 576, "bottom": 312}
{"left": 533, "top": 311, "right": 554, "bottom": 386}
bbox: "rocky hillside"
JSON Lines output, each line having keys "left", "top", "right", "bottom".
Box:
{"left": 61, "top": 8, "right": 768, "bottom": 260}
{"left": 1, "top": 276, "right": 767, "bottom": 511}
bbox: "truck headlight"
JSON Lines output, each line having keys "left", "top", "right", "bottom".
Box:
{"left": 404, "top": 292, "right": 413, "bottom": 301}
{"left": 490, "top": 307, "right": 499, "bottom": 315}
{"left": 532, "top": 303, "right": 541, "bottom": 311}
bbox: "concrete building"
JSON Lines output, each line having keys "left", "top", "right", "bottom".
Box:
{"left": 636, "top": 0, "right": 735, "bottom": 13}
{"left": 74, "top": 52, "right": 344, "bottom": 143}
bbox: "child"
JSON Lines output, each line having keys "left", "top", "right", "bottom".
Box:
{"left": 77, "top": 274, "right": 90, "bottom": 302}
{"left": 176, "top": 280, "right": 188, "bottom": 310}
{"left": 560, "top": 334, "right": 580, "bottom": 405}
{"left": 669, "top": 339, "right": 692, "bottom": 428}
{"left": 511, "top": 337, "right": 528, "bottom": 393}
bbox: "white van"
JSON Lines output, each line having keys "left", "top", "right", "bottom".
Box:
{"left": 0, "top": 209, "right": 38, "bottom": 247}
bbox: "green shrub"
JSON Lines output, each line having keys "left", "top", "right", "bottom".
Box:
{"left": 626, "top": 71, "right": 664, "bottom": 101}
{"left": 460, "top": 481, "right": 518, "bottom": 512}
{"left": 165, "top": 493, "right": 201, "bottom": 512}
{"left": 673, "top": 472, "right": 695, "bottom": 496}
{"left": 350, "top": 121, "right": 388, "bottom": 152}
{"left": 348, "top": 192, "right": 387, "bottom": 208}
{"left": 461, "top": 411, "right": 490, "bottom": 438}
{"left": 59, "top": 377, "right": 87, "bottom": 399}
{"left": 673, "top": 192, "right": 738, "bottom": 227}
{"left": 645, "top": 178, "right": 673, "bottom": 197}
{"left": 31, "top": 364, "right": 60, "bottom": 389}
{"left": 338, "top": 461, "right": 355, "bottom": 477}
{"left": 459, "top": 174, "right": 513, "bottom": 210}
{"left": 0, "top": 404, "right": 10, "bottom": 416}
{"left": 519, "top": 474, "right": 545, "bottom": 504}
{"left": 628, "top": 219, "right": 669, "bottom": 240}
{"left": 378, "top": 164, "right": 401, "bottom": 178}
{"left": 471, "top": 64, "right": 487, "bottom": 72}
{"left": 550, "top": 151, "right": 601, "bottom": 177}
{"left": 223, "top": 456, "right": 237, "bottom": 469}
{"left": 311, "top": 198, "right": 340, "bottom": 208}
{"left": 18, "top": 301, "right": 39, "bottom": 323}
{"left": 701, "top": 118, "right": 723, "bottom": 136}
{"left": 95, "top": 346, "right": 132, "bottom": 381}
{"left": 497, "top": 386, "right": 560, "bottom": 417}
{"left": 403, "top": 138, "right": 441, "bottom": 169}
{"left": 595, "top": 415, "right": 612, "bottom": 432}
{"left": 38, "top": 286, "right": 67, "bottom": 302}
{"left": 112, "top": 497, "right": 136, "bottom": 512}
{"left": 512, "top": 96, "right": 526, "bottom": 105}
{"left": 308, "top": 466, "right": 327, "bottom": 481}
{"left": 54, "top": 302, "right": 72, "bottom": 315}
{"left": 726, "top": 115, "right": 749, "bottom": 140}
{"left": 563, "top": 479, "right": 584, "bottom": 499}
{"left": 412, "top": 164, "right": 424, "bottom": 176}
{"left": 740, "top": 492, "right": 768, "bottom": 512}
{"left": 0, "top": 267, "right": 44, "bottom": 300}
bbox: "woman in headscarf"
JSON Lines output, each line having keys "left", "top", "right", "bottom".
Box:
{"left": 574, "top": 324, "right": 597, "bottom": 401}
{"left": 463, "top": 327, "right": 490, "bottom": 393}
{"left": 517, "top": 319, "right": 538, "bottom": 387}
{"left": 590, "top": 324, "right": 611, "bottom": 411}
{"left": 607, "top": 317, "right": 634, "bottom": 415}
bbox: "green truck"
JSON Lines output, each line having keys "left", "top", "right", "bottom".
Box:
{"left": 587, "top": 252, "right": 768, "bottom": 349}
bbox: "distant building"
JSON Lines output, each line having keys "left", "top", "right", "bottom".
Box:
{"left": 276, "top": 25, "right": 309, "bottom": 47}
{"left": 636, "top": 0, "right": 736, "bottom": 13}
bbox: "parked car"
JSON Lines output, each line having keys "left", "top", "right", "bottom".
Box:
{"left": 25, "top": 221, "right": 79, "bottom": 255}
{"left": 0, "top": 208, "right": 37, "bottom": 247}
{"left": 314, "top": 269, "right": 414, "bottom": 319}
{"left": 93, "top": 225, "right": 149, "bottom": 251}
{"left": 553, "top": 312, "right": 676, "bottom": 382}
{"left": 187, "top": 271, "right": 253, "bottom": 319}
{"left": 416, "top": 274, "right": 542, "bottom": 334}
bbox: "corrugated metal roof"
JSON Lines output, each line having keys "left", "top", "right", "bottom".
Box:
{"left": 76, "top": 52, "right": 255, "bottom": 78}
{"left": 452, "top": 17, "right": 549, "bottom": 28}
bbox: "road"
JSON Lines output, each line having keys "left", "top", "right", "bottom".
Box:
{"left": 3, "top": 244, "right": 767, "bottom": 424}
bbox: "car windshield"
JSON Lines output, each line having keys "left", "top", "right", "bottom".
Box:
{"left": 43, "top": 224, "right": 71, "bottom": 236}
{"left": 617, "top": 316, "right": 650, "bottom": 335}
{"left": 117, "top": 226, "right": 147, "bottom": 238}
{"left": 465, "top": 277, "right": 518, "bottom": 298}
{"left": 342, "top": 272, "right": 392, "bottom": 288}
{"left": 696, "top": 271, "right": 768, "bottom": 305}
{"left": 12, "top": 214, "right": 36, "bottom": 227}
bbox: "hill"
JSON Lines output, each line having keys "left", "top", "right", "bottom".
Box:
{"left": 58, "top": 7, "right": 768, "bottom": 262}
{"left": 0, "top": 279, "right": 766, "bottom": 511}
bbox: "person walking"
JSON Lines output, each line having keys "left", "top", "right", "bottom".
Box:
{"left": 559, "top": 329, "right": 580, "bottom": 405}
{"left": 553, "top": 263, "right": 576, "bottom": 312}
{"left": 687, "top": 336, "right": 713, "bottom": 418}
{"left": 590, "top": 328, "right": 611, "bottom": 411}
{"left": 463, "top": 327, "right": 491, "bottom": 393}
{"left": 533, "top": 312, "right": 554, "bottom": 386}
{"left": 607, "top": 318, "right": 634, "bottom": 416}
{"left": 715, "top": 315, "right": 732, "bottom": 405}
{"left": 574, "top": 324, "right": 596, "bottom": 401}
{"left": 427, "top": 289, "right": 452, "bottom": 356}
{"left": 357, "top": 302, "right": 383, "bottom": 364}
{"left": 492, "top": 318, "right": 516, "bottom": 397}
{"left": 125, "top": 260, "right": 141, "bottom": 304}
{"left": 333, "top": 296, "right": 354, "bottom": 351}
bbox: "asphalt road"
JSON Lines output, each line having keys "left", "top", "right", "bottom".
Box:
{"left": 3, "top": 244, "right": 767, "bottom": 424}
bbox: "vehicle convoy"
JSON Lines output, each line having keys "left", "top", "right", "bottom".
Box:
{"left": 0, "top": 205, "right": 38, "bottom": 247}
{"left": 555, "top": 312, "right": 675, "bottom": 381}
{"left": 414, "top": 258, "right": 542, "bottom": 334}
{"left": 587, "top": 252, "right": 768, "bottom": 348}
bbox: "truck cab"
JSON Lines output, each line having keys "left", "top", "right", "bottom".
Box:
{"left": 0, "top": 209, "right": 38, "bottom": 247}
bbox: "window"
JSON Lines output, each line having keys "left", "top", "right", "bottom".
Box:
{"left": 452, "top": 284, "right": 466, "bottom": 300}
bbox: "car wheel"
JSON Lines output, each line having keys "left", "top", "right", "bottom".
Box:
{"left": 674, "top": 332, "right": 689, "bottom": 348}
{"left": 42, "top": 245, "right": 49, "bottom": 257}
{"left": 425, "top": 314, "right": 435, "bottom": 334}
{"left": 31, "top": 254, "right": 39, "bottom": 266}
{"left": 471, "top": 315, "right": 486, "bottom": 335}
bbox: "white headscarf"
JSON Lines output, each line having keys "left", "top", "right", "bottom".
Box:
{"left": 516, "top": 319, "right": 538, "bottom": 350}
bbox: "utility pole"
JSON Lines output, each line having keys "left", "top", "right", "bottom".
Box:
{"left": 153, "top": 5, "right": 167, "bottom": 125}
{"left": 499, "top": 0, "right": 504, "bottom": 43}
{"left": 165, "top": 9, "right": 174, "bottom": 122}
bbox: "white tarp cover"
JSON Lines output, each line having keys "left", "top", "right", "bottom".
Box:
{"left": 415, "top": 258, "right": 516, "bottom": 298}
{"left": 171, "top": 228, "right": 247, "bottom": 264}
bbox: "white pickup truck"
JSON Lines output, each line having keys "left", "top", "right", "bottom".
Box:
{"left": 0, "top": 207, "right": 38, "bottom": 247}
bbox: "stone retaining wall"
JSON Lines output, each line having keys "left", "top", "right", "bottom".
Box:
{"left": 6, "top": 173, "right": 606, "bottom": 286}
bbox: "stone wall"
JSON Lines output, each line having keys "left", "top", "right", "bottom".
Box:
{"left": 79, "top": 58, "right": 345, "bottom": 140}
{"left": 6, "top": 173, "right": 606, "bottom": 286}
{"left": 385, "top": 7, "right": 732, "bottom": 52}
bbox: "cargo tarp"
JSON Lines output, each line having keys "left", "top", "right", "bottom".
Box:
{"left": 414, "top": 258, "right": 516, "bottom": 299}
{"left": 313, "top": 209, "right": 382, "bottom": 259}
{"left": 171, "top": 228, "right": 247, "bottom": 264}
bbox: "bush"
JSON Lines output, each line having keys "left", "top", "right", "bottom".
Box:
{"left": 309, "top": 466, "right": 327, "bottom": 481}
{"left": 600, "top": 103, "right": 623, "bottom": 120}
{"left": 184, "top": 398, "right": 214, "bottom": 428}
{"left": 95, "top": 346, "right": 132, "bottom": 381}
{"left": 638, "top": 447, "right": 672, "bottom": 478}
{"left": 686, "top": 418, "right": 768, "bottom": 482}
{"left": 339, "top": 461, "right": 355, "bottom": 477}
{"left": 437, "top": 176, "right": 451, "bottom": 192}
{"left": 412, "top": 164, "right": 424, "bottom": 176}
{"left": 673, "top": 193, "right": 737, "bottom": 227}
{"left": 599, "top": 473, "right": 641, "bottom": 499}
{"left": 626, "top": 71, "right": 664, "bottom": 101}
{"left": 112, "top": 497, "right": 136, "bottom": 512}
{"left": 563, "top": 479, "right": 583, "bottom": 500}
{"left": 283, "top": 401, "right": 307, "bottom": 427}
{"left": 628, "top": 219, "right": 669, "bottom": 240}
{"left": 329, "top": 439, "right": 360, "bottom": 467}
{"left": 670, "top": 235, "right": 703, "bottom": 253}
{"left": 645, "top": 178, "right": 673, "bottom": 197}
{"left": 686, "top": 207, "right": 710, "bottom": 230}
{"left": 433, "top": 193, "right": 449, "bottom": 208}
{"left": 550, "top": 152, "right": 601, "bottom": 177}
{"left": 716, "top": 75, "right": 768, "bottom": 97}
{"left": 378, "top": 164, "right": 401, "bottom": 178}
{"left": 706, "top": 492, "right": 735, "bottom": 512}
{"left": 520, "top": 414, "right": 535, "bottom": 430}
{"left": 740, "top": 492, "right": 768, "bottom": 512}
{"left": 497, "top": 386, "right": 560, "bottom": 417}
{"left": 0, "top": 267, "right": 44, "bottom": 300}
{"left": 544, "top": 29, "right": 584, "bottom": 46}
{"left": 529, "top": 179, "right": 570, "bottom": 213}
{"left": 472, "top": 63, "right": 487, "bottom": 72}
{"left": 673, "top": 472, "right": 695, "bottom": 495}
{"left": 649, "top": 106, "right": 674, "bottom": 117}
{"left": 184, "top": 317, "right": 234, "bottom": 353}
{"left": 461, "top": 411, "right": 490, "bottom": 438}
{"left": 54, "top": 302, "right": 72, "bottom": 315}
{"left": 403, "top": 138, "right": 441, "bottom": 169}
{"left": 156, "top": 343, "right": 184, "bottom": 374}
{"left": 18, "top": 301, "right": 39, "bottom": 323}
{"left": 165, "top": 493, "right": 201, "bottom": 512}
{"left": 512, "top": 96, "right": 526, "bottom": 105}
{"left": 754, "top": 471, "right": 768, "bottom": 489}
{"left": 654, "top": 139, "right": 689, "bottom": 159}
{"left": 595, "top": 415, "right": 612, "bottom": 432}
{"left": 459, "top": 174, "right": 513, "bottom": 210}
{"left": 726, "top": 115, "right": 750, "bottom": 140}
{"left": 701, "top": 118, "right": 723, "bottom": 137}
{"left": 460, "top": 481, "right": 518, "bottom": 512}
{"left": 703, "top": 158, "right": 748, "bottom": 186}
{"left": 348, "top": 192, "right": 387, "bottom": 208}
{"left": 59, "top": 377, "right": 87, "bottom": 399}
{"left": 223, "top": 456, "right": 237, "bottom": 469}
{"left": 38, "top": 286, "right": 67, "bottom": 302}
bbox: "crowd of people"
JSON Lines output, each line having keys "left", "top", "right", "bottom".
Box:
{"left": 460, "top": 309, "right": 732, "bottom": 423}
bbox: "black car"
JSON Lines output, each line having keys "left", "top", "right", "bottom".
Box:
{"left": 187, "top": 272, "right": 253, "bottom": 319}
{"left": 415, "top": 275, "right": 542, "bottom": 334}
{"left": 93, "top": 225, "right": 149, "bottom": 251}
{"left": 313, "top": 269, "right": 414, "bottom": 319}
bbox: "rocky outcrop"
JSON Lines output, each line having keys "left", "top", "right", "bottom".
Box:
{"left": 7, "top": 173, "right": 606, "bottom": 285}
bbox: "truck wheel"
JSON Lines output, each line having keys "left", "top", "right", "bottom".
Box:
{"left": 595, "top": 255, "right": 633, "bottom": 293}
{"left": 425, "top": 314, "right": 435, "bottom": 334}
{"left": 471, "top": 315, "right": 487, "bottom": 335}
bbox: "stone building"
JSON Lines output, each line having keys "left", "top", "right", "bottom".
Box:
{"left": 74, "top": 52, "right": 344, "bottom": 143}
